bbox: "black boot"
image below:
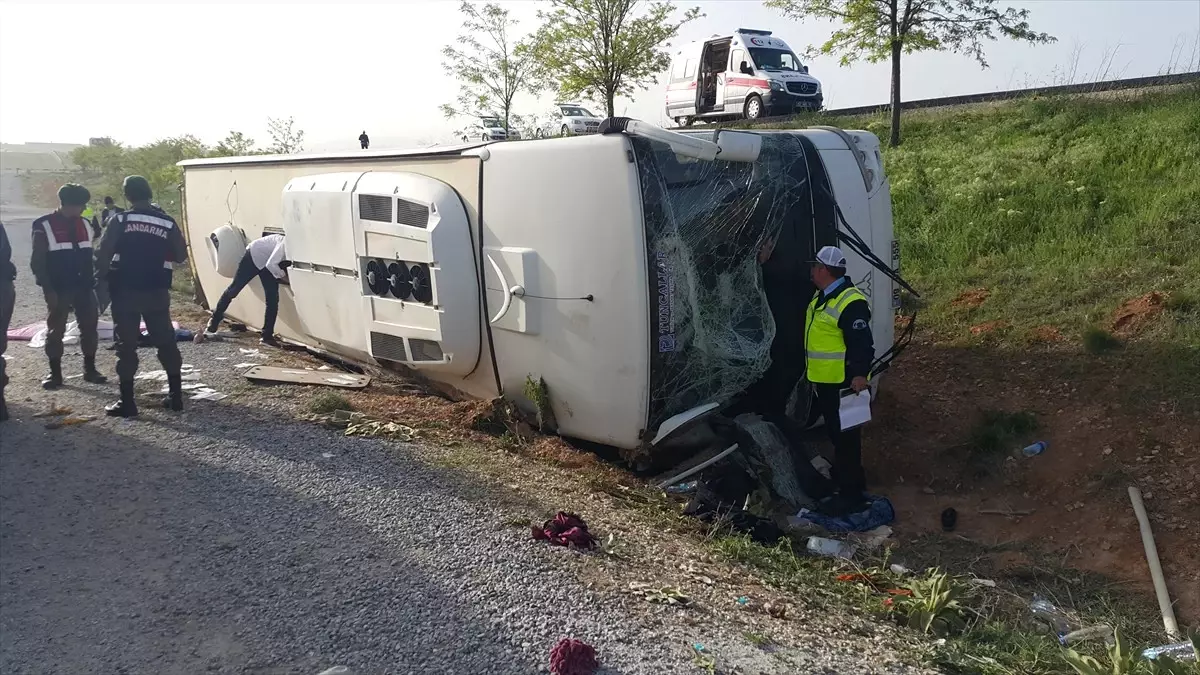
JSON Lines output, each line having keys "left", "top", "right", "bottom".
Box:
{"left": 105, "top": 380, "right": 139, "bottom": 417}
{"left": 41, "top": 359, "right": 63, "bottom": 390}
{"left": 0, "top": 390, "right": 8, "bottom": 422}
{"left": 82, "top": 356, "right": 108, "bottom": 384}
{"left": 163, "top": 372, "right": 183, "bottom": 412}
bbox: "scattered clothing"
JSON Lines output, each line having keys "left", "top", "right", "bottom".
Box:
{"left": 795, "top": 494, "right": 895, "bottom": 534}
{"left": 17, "top": 319, "right": 182, "bottom": 346}
{"left": 549, "top": 638, "right": 598, "bottom": 675}
{"left": 531, "top": 512, "right": 596, "bottom": 549}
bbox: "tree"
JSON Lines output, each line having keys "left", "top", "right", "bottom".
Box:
{"left": 531, "top": 0, "right": 701, "bottom": 118}
{"left": 266, "top": 117, "right": 305, "bottom": 154}
{"left": 213, "top": 131, "right": 257, "bottom": 157}
{"left": 440, "top": 2, "right": 537, "bottom": 135}
{"left": 765, "top": 0, "right": 1055, "bottom": 146}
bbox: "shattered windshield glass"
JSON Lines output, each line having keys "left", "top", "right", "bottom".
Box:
{"left": 632, "top": 132, "right": 824, "bottom": 434}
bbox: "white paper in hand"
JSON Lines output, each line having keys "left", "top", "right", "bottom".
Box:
{"left": 839, "top": 389, "right": 872, "bottom": 430}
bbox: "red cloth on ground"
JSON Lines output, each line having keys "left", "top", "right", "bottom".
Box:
{"left": 550, "top": 638, "right": 598, "bottom": 675}
{"left": 531, "top": 511, "right": 596, "bottom": 549}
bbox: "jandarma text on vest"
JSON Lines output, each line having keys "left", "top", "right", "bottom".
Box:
{"left": 125, "top": 222, "right": 170, "bottom": 239}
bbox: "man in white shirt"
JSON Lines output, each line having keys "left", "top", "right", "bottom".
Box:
{"left": 197, "top": 233, "right": 288, "bottom": 346}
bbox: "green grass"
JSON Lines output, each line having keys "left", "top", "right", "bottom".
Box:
{"left": 709, "top": 531, "right": 1170, "bottom": 675}
{"left": 1083, "top": 326, "right": 1123, "bottom": 353}
{"left": 966, "top": 409, "right": 1040, "bottom": 471}
{"left": 307, "top": 391, "right": 353, "bottom": 415}
{"left": 757, "top": 85, "right": 1200, "bottom": 401}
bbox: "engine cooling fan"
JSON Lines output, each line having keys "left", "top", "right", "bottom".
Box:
{"left": 365, "top": 259, "right": 390, "bottom": 296}
{"left": 409, "top": 263, "right": 433, "bottom": 304}
{"left": 387, "top": 262, "right": 412, "bottom": 299}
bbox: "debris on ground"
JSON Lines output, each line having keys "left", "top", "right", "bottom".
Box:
{"left": 733, "top": 413, "right": 814, "bottom": 511}
{"left": 549, "top": 637, "right": 598, "bottom": 675}
{"left": 846, "top": 525, "right": 894, "bottom": 550}
{"left": 303, "top": 410, "right": 417, "bottom": 440}
{"left": 806, "top": 536, "right": 856, "bottom": 559}
{"left": 531, "top": 512, "right": 596, "bottom": 549}
{"left": 243, "top": 365, "right": 370, "bottom": 389}
{"left": 44, "top": 415, "right": 95, "bottom": 430}
{"left": 794, "top": 495, "right": 896, "bottom": 533}
{"left": 32, "top": 401, "right": 71, "bottom": 418}
{"left": 345, "top": 419, "right": 415, "bottom": 440}
{"left": 1142, "top": 640, "right": 1198, "bottom": 662}
{"left": 1029, "top": 596, "right": 1074, "bottom": 644}
{"left": 1062, "top": 624, "right": 1114, "bottom": 645}
{"left": 940, "top": 507, "right": 958, "bottom": 531}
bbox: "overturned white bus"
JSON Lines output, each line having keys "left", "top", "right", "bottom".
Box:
{"left": 178, "top": 120, "right": 906, "bottom": 457}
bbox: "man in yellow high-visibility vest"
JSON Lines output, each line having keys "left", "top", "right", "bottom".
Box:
{"left": 805, "top": 246, "right": 875, "bottom": 515}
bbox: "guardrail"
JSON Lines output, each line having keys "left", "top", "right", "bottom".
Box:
{"left": 667, "top": 71, "right": 1200, "bottom": 129}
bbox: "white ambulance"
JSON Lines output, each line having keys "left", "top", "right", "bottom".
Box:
{"left": 665, "top": 28, "right": 823, "bottom": 125}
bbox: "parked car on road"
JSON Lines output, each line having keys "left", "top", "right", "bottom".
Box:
{"left": 533, "top": 103, "right": 604, "bottom": 138}
{"left": 468, "top": 116, "right": 521, "bottom": 142}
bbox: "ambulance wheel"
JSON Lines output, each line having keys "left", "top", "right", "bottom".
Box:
{"left": 560, "top": 125, "right": 570, "bottom": 137}
{"left": 744, "top": 95, "right": 764, "bottom": 120}
{"left": 535, "top": 128, "right": 544, "bottom": 138}
{"left": 482, "top": 134, "right": 490, "bottom": 142}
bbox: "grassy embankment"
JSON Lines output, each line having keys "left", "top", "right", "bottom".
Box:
{"left": 766, "top": 85, "right": 1200, "bottom": 404}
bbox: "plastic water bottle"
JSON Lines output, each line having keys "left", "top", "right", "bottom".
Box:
{"left": 1022, "top": 441, "right": 1048, "bottom": 457}
{"left": 807, "top": 536, "right": 856, "bottom": 559}
{"left": 1029, "top": 597, "right": 1072, "bottom": 643}
{"left": 1142, "top": 641, "right": 1197, "bottom": 662}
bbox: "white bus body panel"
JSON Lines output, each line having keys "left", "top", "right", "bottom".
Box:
{"left": 481, "top": 136, "right": 649, "bottom": 448}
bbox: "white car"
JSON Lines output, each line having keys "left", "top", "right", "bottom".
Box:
{"left": 534, "top": 103, "right": 604, "bottom": 138}
{"left": 470, "top": 117, "right": 521, "bottom": 142}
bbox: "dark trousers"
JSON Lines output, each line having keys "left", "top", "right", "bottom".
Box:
{"left": 813, "top": 382, "right": 866, "bottom": 497}
{"left": 43, "top": 286, "right": 99, "bottom": 360}
{"left": 206, "top": 252, "right": 278, "bottom": 335}
{"left": 111, "top": 290, "right": 182, "bottom": 382}
{"left": 1, "top": 280, "right": 14, "bottom": 392}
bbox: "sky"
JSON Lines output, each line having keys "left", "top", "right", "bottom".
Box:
{"left": 0, "top": 0, "right": 1197, "bottom": 151}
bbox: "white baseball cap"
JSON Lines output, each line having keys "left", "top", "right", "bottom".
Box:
{"left": 812, "top": 245, "right": 847, "bottom": 268}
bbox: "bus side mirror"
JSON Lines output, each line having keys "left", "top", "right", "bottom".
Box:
{"left": 802, "top": 65, "right": 809, "bottom": 74}
{"left": 740, "top": 61, "right": 753, "bottom": 75}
